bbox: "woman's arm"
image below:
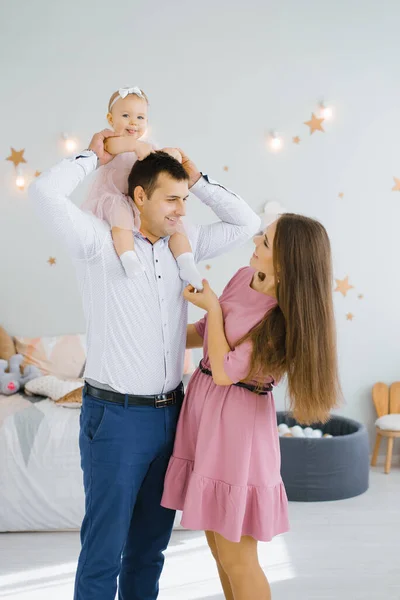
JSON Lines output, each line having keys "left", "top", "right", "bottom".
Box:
{"left": 207, "top": 305, "right": 234, "bottom": 386}
{"left": 186, "top": 324, "right": 204, "bottom": 349}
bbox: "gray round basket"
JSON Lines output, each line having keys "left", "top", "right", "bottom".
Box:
{"left": 277, "top": 412, "right": 370, "bottom": 502}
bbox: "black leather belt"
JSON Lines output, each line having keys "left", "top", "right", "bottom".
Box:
{"left": 83, "top": 381, "right": 184, "bottom": 408}
{"left": 198, "top": 360, "right": 273, "bottom": 395}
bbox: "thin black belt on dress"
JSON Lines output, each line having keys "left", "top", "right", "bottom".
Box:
{"left": 83, "top": 381, "right": 184, "bottom": 408}
{"left": 198, "top": 360, "right": 273, "bottom": 395}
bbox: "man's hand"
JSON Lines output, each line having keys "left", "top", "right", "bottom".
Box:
{"left": 177, "top": 148, "right": 201, "bottom": 188}
{"left": 88, "top": 129, "right": 118, "bottom": 166}
{"left": 162, "top": 147, "right": 182, "bottom": 163}
{"left": 135, "top": 141, "right": 155, "bottom": 161}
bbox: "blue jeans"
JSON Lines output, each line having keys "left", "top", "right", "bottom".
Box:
{"left": 73, "top": 387, "right": 183, "bottom": 600}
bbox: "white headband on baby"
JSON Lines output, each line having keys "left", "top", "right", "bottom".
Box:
{"left": 109, "top": 87, "right": 144, "bottom": 110}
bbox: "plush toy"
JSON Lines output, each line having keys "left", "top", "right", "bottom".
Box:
{"left": 0, "top": 354, "right": 41, "bottom": 395}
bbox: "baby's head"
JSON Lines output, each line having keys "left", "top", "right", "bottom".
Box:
{"left": 107, "top": 87, "right": 149, "bottom": 140}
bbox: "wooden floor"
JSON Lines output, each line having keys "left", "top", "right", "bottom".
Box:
{"left": 0, "top": 466, "right": 399, "bottom": 599}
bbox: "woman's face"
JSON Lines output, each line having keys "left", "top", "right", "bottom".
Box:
{"left": 249, "top": 220, "right": 277, "bottom": 277}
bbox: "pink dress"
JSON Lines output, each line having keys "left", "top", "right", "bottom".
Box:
{"left": 161, "top": 266, "right": 290, "bottom": 543}
{"left": 82, "top": 153, "right": 141, "bottom": 230}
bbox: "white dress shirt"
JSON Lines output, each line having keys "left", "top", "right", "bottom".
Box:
{"left": 29, "top": 151, "right": 261, "bottom": 395}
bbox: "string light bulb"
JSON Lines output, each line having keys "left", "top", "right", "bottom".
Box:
{"left": 319, "top": 102, "right": 333, "bottom": 120}
{"left": 62, "top": 132, "right": 78, "bottom": 153}
{"left": 15, "top": 167, "right": 25, "bottom": 190}
{"left": 267, "top": 132, "right": 283, "bottom": 152}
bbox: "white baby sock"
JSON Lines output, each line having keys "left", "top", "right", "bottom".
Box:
{"left": 120, "top": 250, "right": 145, "bottom": 280}
{"left": 176, "top": 252, "right": 203, "bottom": 290}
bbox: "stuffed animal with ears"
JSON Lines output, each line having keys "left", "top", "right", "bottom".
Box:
{"left": 0, "top": 354, "right": 41, "bottom": 395}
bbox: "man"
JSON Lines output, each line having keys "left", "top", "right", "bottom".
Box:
{"left": 29, "top": 129, "right": 261, "bottom": 600}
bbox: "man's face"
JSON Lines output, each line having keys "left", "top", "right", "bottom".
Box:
{"left": 136, "top": 173, "right": 189, "bottom": 242}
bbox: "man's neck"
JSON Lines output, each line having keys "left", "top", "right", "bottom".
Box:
{"left": 139, "top": 228, "right": 159, "bottom": 244}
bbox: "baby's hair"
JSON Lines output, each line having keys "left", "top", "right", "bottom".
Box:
{"left": 108, "top": 88, "right": 149, "bottom": 113}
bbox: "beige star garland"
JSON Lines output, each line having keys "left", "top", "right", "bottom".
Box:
{"left": 48, "top": 257, "right": 56, "bottom": 266}
{"left": 392, "top": 177, "right": 400, "bottom": 191}
{"left": 346, "top": 313, "right": 354, "bottom": 321}
{"left": 304, "top": 113, "right": 325, "bottom": 135}
{"left": 6, "top": 148, "right": 27, "bottom": 168}
{"left": 335, "top": 276, "right": 354, "bottom": 297}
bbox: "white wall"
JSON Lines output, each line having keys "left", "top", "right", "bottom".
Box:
{"left": 1, "top": 0, "right": 400, "bottom": 448}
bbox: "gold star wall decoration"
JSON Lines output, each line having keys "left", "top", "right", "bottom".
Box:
{"left": 34, "top": 171, "right": 41, "bottom": 177}
{"left": 304, "top": 113, "right": 325, "bottom": 134}
{"left": 6, "top": 148, "right": 27, "bottom": 168}
{"left": 223, "top": 166, "right": 229, "bottom": 172}
{"left": 346, "top": 313, "right": 354, "bottom": 321}
{"left": 358, "top": 294, "right": 364, "bottom": 299}
{"left": 48, "top": 257, "right": 56, "bottom": 266}
{"left": 338, "top": 192, "right": 344, "bottom": 199}
{"left": 392, "top": 177, "right": 400, "bottom": 191}
{"left": 205, "top": 265, "right": 211, "bottom": 270}
{"left": 335, "top": 276, "right": 354, "bottom": 297}
{"left": 293, "top": 136, "right": 301, "bottom": 144}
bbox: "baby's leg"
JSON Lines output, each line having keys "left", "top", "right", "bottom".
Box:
{"left": 169, "top": 232, "right": 203, "bottom": 290}
{"left": 112, "top": 227, "right": 145, "bottom": 279}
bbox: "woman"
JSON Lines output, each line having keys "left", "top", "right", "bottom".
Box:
{"left": 161, "top": 214, "right": 340, "bottom": 600}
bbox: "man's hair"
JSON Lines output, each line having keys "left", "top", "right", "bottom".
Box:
{"left": 128, "top": 151, "right": 189, "bottom": 200}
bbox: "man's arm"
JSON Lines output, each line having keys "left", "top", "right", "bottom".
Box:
{"left": 29, "top": 130, "right": 118, "bottom": 260}
{"left": 186, "top": 324, "right": 204, "bottom": 349}
{"left": 29, "top": 152, "right": 106, "bottom": 260}
{"left": 177, "top": 150, "right": 261, "bottom": 262}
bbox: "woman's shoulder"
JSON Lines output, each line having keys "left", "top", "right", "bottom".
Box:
{"left": 220, "top": 266, "right": 253, "bottom": 296}
{"left": 228, "top": 266, "right": 254, "bottom": 286}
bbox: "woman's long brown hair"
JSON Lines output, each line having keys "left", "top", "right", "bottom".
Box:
{"left": 237, "top": 214, "right": 341, "bottom": 425}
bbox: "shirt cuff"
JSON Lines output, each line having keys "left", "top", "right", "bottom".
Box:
{"left": 72, "top": 150, "right": 99, "bottom": 175}
{"left": 190, "top": 173, "right": 241, "bottom": 204}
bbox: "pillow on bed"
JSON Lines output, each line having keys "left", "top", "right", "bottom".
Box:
{"left": 25, "top": 375, "right": 83, "bottom": 401}
{"left": 55, "top": 387, "right": 83, "bottom": 408}
{"left": 0, "top": 326, "right": 16, "bottom": 361}
{"left": 14, "top": 334, "right": 86, "bottom": 379}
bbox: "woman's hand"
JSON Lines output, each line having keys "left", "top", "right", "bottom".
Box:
{"left": 183, "top": 280, "right": 220, "bottom": 312}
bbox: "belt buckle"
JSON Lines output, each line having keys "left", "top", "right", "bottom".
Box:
{"left": 155, "top": 393, "right": 175, "bottom": 408}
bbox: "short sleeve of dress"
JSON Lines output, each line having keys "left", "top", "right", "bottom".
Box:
{"left": 194, "top": 315, "right": 207, "bottom": 339}
{"left": 223, "top": 340, "right": 253, "bottom": 384}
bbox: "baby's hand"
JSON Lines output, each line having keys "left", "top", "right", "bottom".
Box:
{"left": 135, "top": 141, "right": 154, "bottom": 161}
{"left": 162, "top": 147, "right": 182, "bottom": 163}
